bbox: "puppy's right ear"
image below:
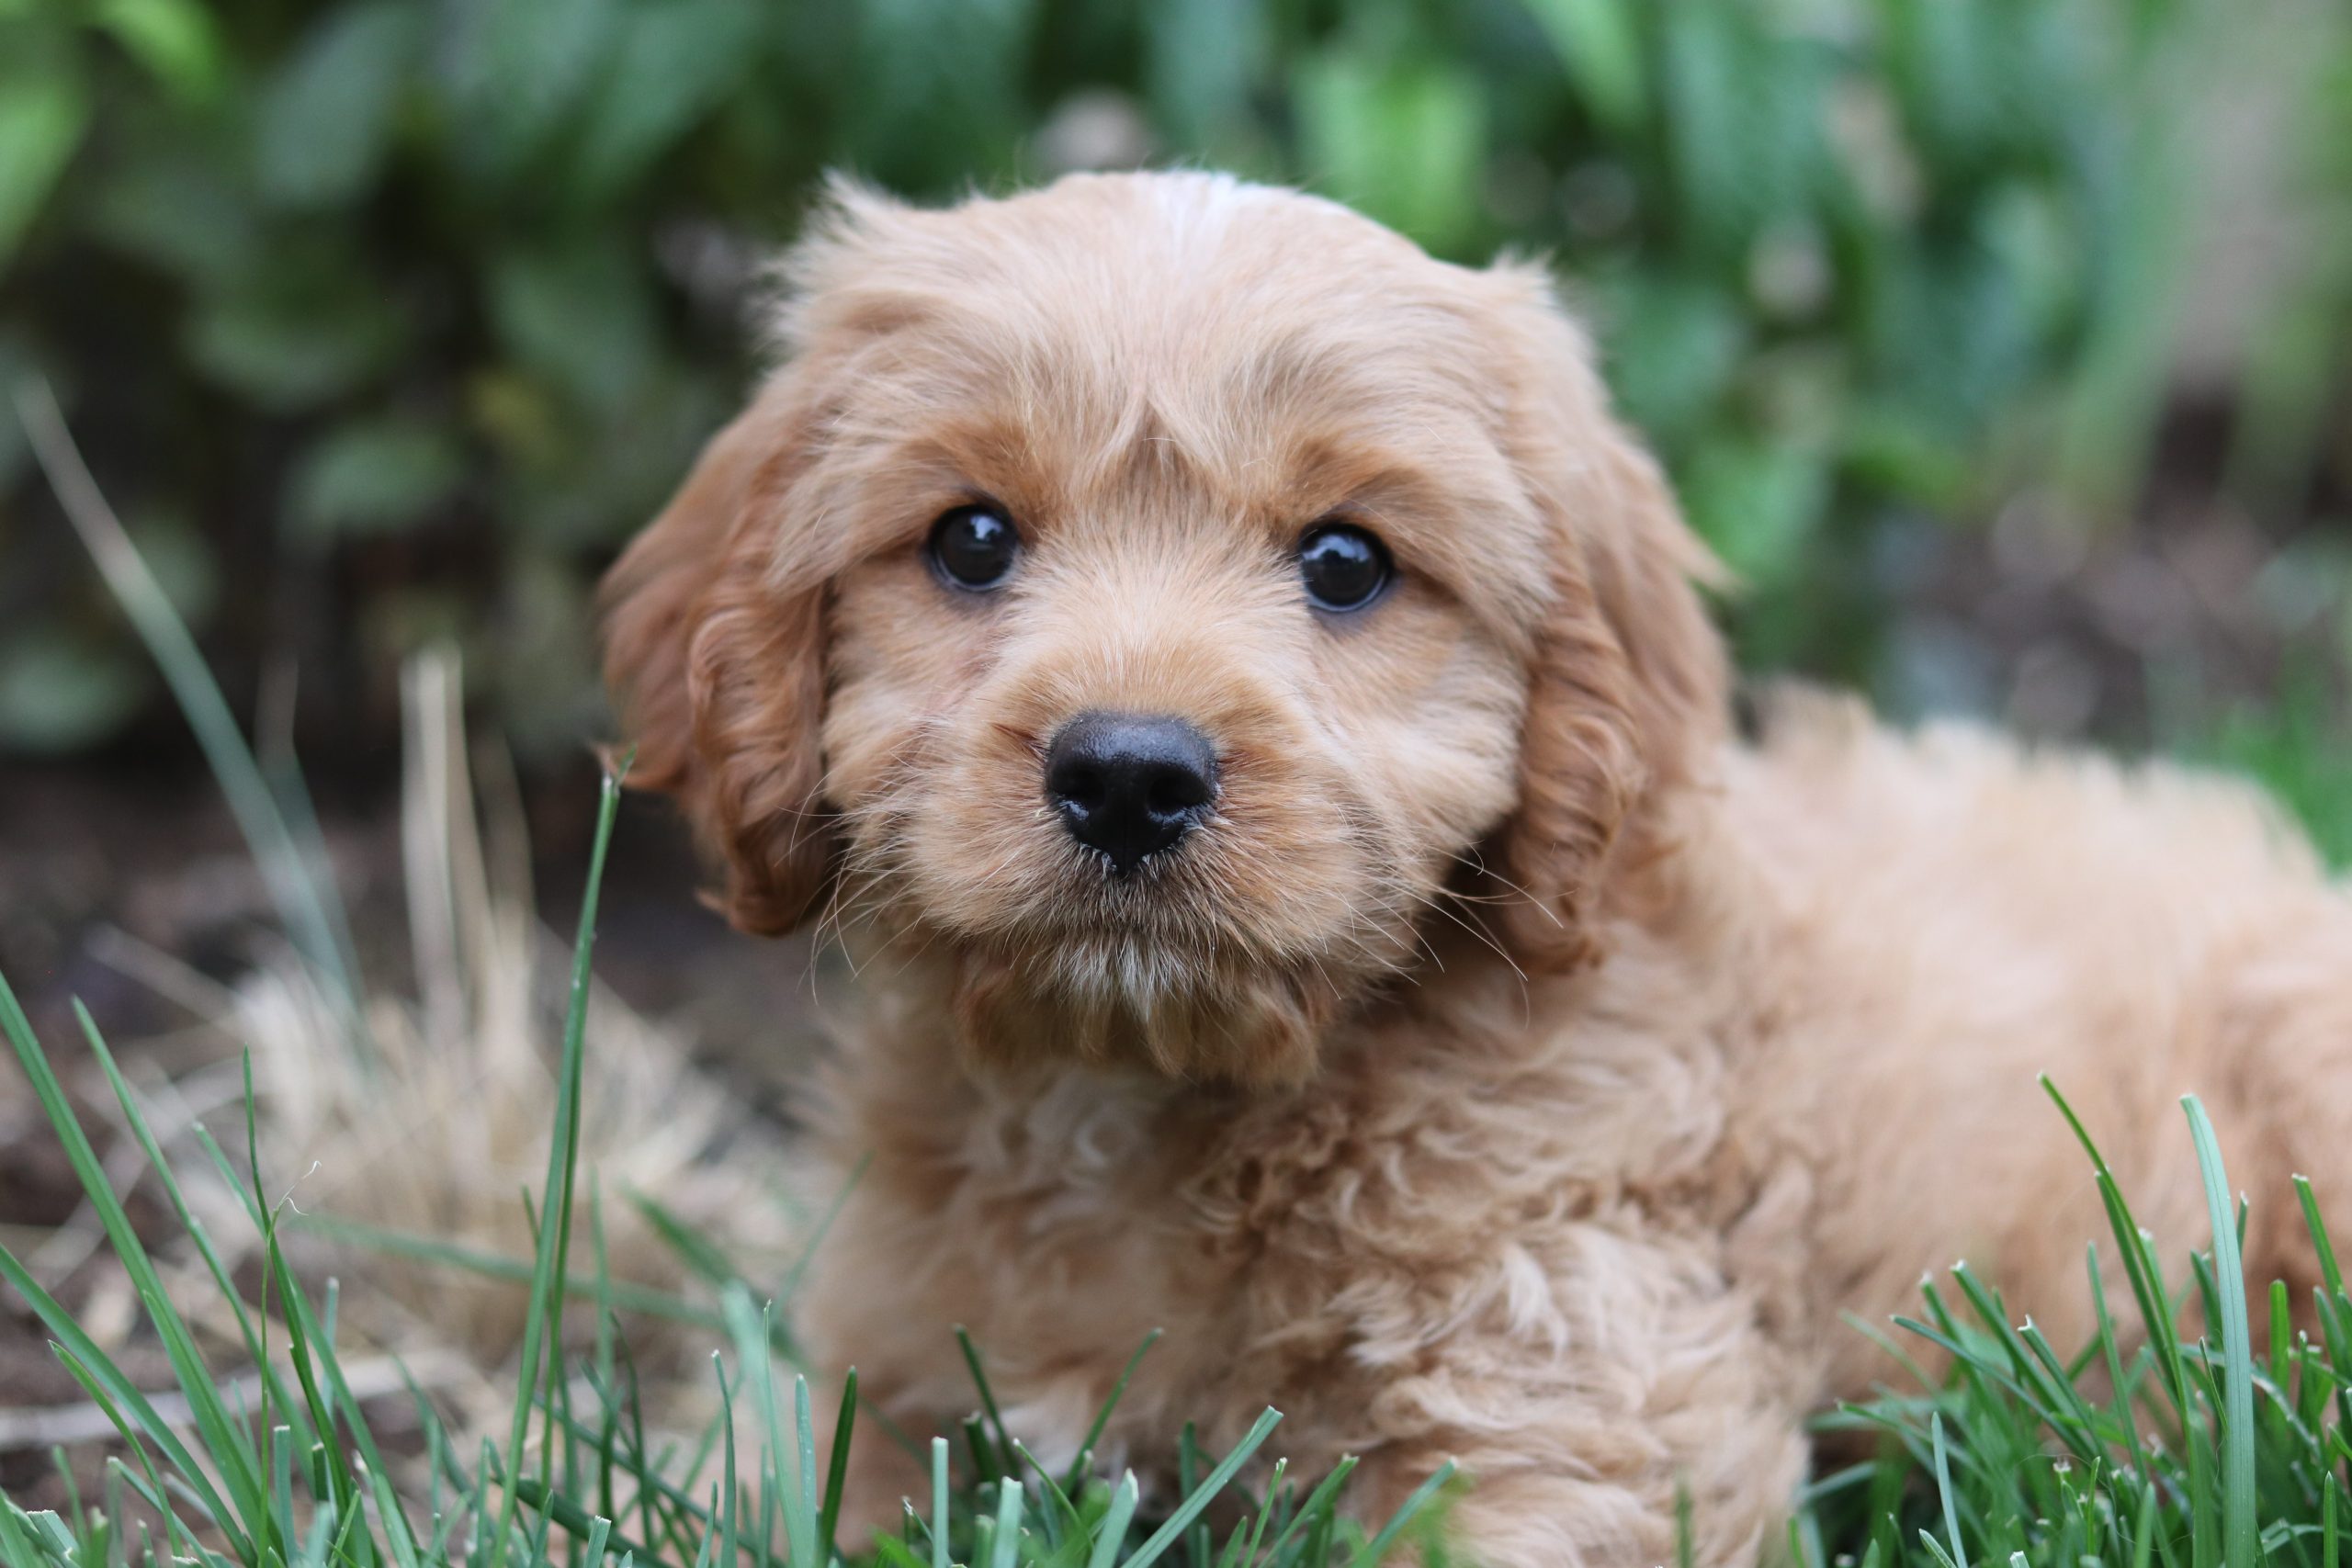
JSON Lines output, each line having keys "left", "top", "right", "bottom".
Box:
{"left": 1481, "top": 263, "right": 1729, "bottom": 973}
{"left": 600, "top": 381, "right": 833, "bottom": 935}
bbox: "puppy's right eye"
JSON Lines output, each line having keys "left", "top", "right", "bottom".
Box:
{"left": 928, "top": 505, "right": 1022, "bottom": 591}
{"left": 1297, "top": 521, "right": 1392, "bottom": 612}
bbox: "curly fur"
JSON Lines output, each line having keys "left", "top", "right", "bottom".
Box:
{"left": 602, "top": 172, "right": 2352, "bottom": 1567}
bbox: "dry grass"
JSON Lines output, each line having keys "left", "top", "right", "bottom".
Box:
{"left": 4, "top": 648, "right": 802, "bottom": 1490}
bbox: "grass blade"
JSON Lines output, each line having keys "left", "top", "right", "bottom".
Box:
{"left": 1928, "top": 1412, "right": 1962, "bottom": 1568}
{"left": 1062, "top": 1329, "right": 1162, "bottom": 1496}
{"left": 1348, "top": 1460, "right": 1455, "bottom": 1568}
{"left": 1088, "top": 1472, "right": 1142, "bottom": 1568}
{"left": 956, "top": 1326, "right": 1021, "bottom": 1481}
{"left": 933, "top": 1438, "right": 952, "bottom": 1568}
{"left": 492, "top": 760, "right": 624, "bottom": 1563}
{"left": 1118, "top": 1408, "right": 1283, "bottom": 1568}
{"left": 2184, "top": 1096, "right": 2257, "bottom": 1568}
{"left": 12, "top": 378, "right": 364, "bottom": 1030}
{"left": 989, "top": 1476, "right": 1024, "bottom": 1568}
{"left": 0, "top": 969, "right": 262, "bottom": 1558}
{"left": 821, "top": 1369, "right": 859, "bottom": 1564}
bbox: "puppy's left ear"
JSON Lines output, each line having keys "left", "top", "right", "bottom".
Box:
{"left": 600, "top": 378, "right": 834, "bottom": 935}
{"left": 1483, "top": 264, "right": 1730, "bottom": 971}
{"left": 601, "top": 181, "right": 928, "bottom": 935}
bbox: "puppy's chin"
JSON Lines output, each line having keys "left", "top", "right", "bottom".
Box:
{"left": 944, "top": 937, "right": 1346, "bottom": 1087}
{"left": 866, "top": 840, "right": 1419, "bottom": 1085}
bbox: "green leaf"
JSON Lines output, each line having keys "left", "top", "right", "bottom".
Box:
{"left": 0, "top": 974, "right": 266, "bottom": 1558}
{"left": 287, "top": 415, "right": 466, "bottom": 540}
{"left": 1114, "top": 1409, "right": 1282, "bottom": 1568}
{"left": 256, "top": 0, "right": 424, "bottom": 208}
{"left": 0, "top": 628, "right": 145, "bottom": 753}
{"left": 1838, "top": 408, "right": 1970, "bottom": 507}
{"left": 1679, "top": 435, "right": 1828, "bottom": 591}
{"left": 440, "top": 0, "right": 624, "bottom": 187}
{"left": 185, "top": 257, "right": 404, "bottom": 410}
{"left": 1085, "top": 1472, "right": 1138, "bottom": 1568}
{"left": 1520, "top": 0, "right": 1645, "bottom": 131}
{"left": 1350, "top": 1459, "right": 1456, "bottom": 1568}
{"left": 1656, "top": 6, "right": 1827, "bottom": 267}
{"left": 486, "top": 238, "right": 661, "bottom": 413}
{"left": 1654, "top": 3, "right": 1742, "bottom": 256}
{"left": 490, "top": 761, "right": 624, "bottom": 1566}
{"left": 119, "top": 511, "right": 220, "bottom": 625}
{"left": 841, "top": 0, "right": 1036, "bottom": 186}
{"left": 94, "top": 0, "right": 224, "bottom": 103}
{"left": 564, "top": 0, "right": 760, "bottom": 201}
{"left": 18, "top": 381, "right": 370, "bottom": 1013}
{"left": 1146, "top": 0, "right": 1261, "bottom": 150}
{"left": 0, "top": 56, "right": 88, "bottom": 267}
{"left": 1597, "top": 272, "right": 1746, "bottom": 440}
{"left": 1295, "top": 47, "right": 1485, "bottom": 256}
{"left": 85, "top": 143, "right": 260, "bottom": 282}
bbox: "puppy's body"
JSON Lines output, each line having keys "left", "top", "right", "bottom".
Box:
{"left": 797, "top": 701, "right": 2352, "bottom": 1565}
{"left": 602, "top": 173, "right": 2352, "bottom": 1566}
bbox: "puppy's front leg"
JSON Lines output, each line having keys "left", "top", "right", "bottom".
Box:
{"left": 1340, "top": 1226, "right": 1808, "bottom": 1568}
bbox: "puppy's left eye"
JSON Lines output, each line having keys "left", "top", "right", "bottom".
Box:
{"left": 929, "top": 504, "right": 1022, "bottom": 591}
{"left": 1297, "top": 522, "right": 1392, "bottom": 612}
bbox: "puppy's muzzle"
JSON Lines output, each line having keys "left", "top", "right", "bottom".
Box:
{"left": 1045, "top": 711, "right": 1217, "bottom": 874}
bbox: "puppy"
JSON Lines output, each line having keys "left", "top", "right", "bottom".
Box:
{"left": 601, "top": 172, "right": 2352, "bottom": 1567}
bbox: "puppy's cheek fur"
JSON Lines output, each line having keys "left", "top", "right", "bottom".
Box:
{"left": 1349, "top": 660, "right": 1527, "bottom": 890}
{"left": 901, "top": 723, "right": 1057, "bottom": 919}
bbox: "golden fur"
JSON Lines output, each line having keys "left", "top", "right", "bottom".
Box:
{"left": 601, "top": 172, "right": 2352, "bottom": 1568}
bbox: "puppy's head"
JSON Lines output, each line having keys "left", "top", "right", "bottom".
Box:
{"left": 603, "top": 172, "right": 1724, "bottom": 1083}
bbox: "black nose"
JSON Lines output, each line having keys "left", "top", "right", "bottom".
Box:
{"left": 1044, "top": 712, "right": 1218, "bottom": 874}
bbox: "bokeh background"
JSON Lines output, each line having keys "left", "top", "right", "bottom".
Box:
{"left": 3, "top": 0, "right": 2350, "bottom": 1042}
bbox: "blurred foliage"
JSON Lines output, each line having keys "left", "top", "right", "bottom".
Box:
{"left": 0, "top": 0, "right": 2344, "bottom": 763}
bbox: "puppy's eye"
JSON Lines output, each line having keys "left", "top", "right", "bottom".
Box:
{"left": 928, "top": 504, "right": 1022, "bottom": 591}
{"left": 1297, "top": 522, "right": 1392, "bottom": 612}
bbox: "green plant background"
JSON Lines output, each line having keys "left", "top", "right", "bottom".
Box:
{"left": 3, "top": 0, "right": 2348, "bottom": 845}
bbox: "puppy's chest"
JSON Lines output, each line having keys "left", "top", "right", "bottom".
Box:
{"left": 847, "top": 1085, "right": 1448, "bottom": 1469}
{"left": 864, "top": 1045, "right": 1761, "bottom": 1433}
{"left": 933, "top": 1066, "right": 1613, "bottom": 1275}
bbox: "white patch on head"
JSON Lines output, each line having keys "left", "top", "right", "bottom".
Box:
{"left": 1145, "top": 170, "right": 1250, "bottom": 257}
{"left": 1143, "top": 171, "right": 1358, "bottom": 269}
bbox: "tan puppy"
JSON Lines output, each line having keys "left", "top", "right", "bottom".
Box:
{"left": 601, "top": 171, "right": 2352, "bottom": 1567}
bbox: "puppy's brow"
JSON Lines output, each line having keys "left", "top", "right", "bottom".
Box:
{"left": 884, "top": 424, "right": 1064, "bottom": 532}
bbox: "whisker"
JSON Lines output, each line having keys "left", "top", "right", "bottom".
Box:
{"left": 1446, "top": 847, "right": 1566, "bottom": 929}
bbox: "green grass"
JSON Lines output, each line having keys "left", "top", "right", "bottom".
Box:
{"left": 7, "top": 769, "right": 2352, "bottom": 1565}
{"left": 1792, "top": 1080, "right": 2352, "bottom": 1568}
{"left": 0, "top": 768, "right": 1456, "bottom": 1568}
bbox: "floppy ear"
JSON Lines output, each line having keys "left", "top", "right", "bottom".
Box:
{"left": 603, "top": 181, "right": 936, "bottom": 935}
{"left": 1485, "top": 266, "right": 1729, "bottom": 972}
{"left": 599, "top": 381, "right": 833, "bottom": 935}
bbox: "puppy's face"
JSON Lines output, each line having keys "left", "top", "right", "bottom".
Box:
{"left": 604, "top": 174, "right": 1724, "bottom": 1084}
